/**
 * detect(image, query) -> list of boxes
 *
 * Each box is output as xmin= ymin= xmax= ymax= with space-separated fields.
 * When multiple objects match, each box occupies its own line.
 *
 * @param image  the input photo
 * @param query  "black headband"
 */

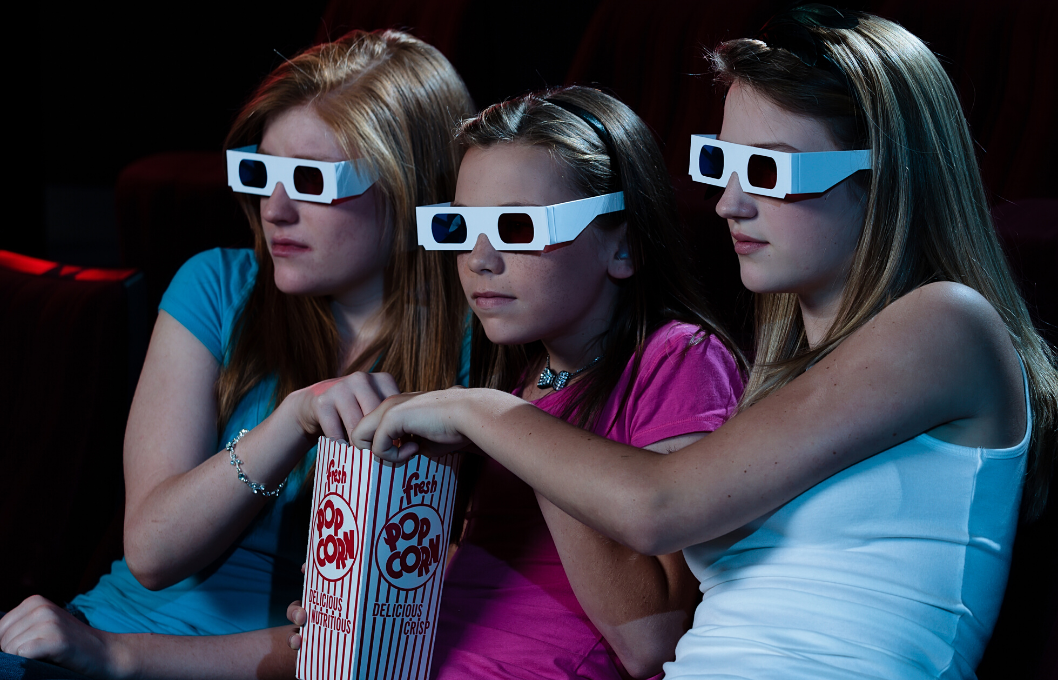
xmin=544 ymin=97 xmax=621 ymax=183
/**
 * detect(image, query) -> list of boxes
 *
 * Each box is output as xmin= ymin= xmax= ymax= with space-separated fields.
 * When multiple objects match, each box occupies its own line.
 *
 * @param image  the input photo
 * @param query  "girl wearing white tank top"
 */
xmin=352 ymin=7 xmax=1058 ymax=679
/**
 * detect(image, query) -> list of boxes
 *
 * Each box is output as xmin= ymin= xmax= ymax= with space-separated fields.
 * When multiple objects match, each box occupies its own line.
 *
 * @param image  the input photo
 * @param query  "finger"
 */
xmin=0 ymin=595 xmax=50 ymax=647
xmin=0 ymin=609 xmax=14 ymax=641
xmin=314 ymin=396 xmax=348 ymax=443
xmin=396 ymin=440 xmax=421 ymax=461
xmin=7 ymin=631 xmax=65 ymax=661
xmin=2 ymin=616 xmax=66 ymax=660
xmin=286 ymin=601 xmax=307 ymax=626
xmin=288 ymin=631 xmax=303 ymax=650
xmin=371 ymin=373 xmax=401 ymax=400
xmin=344 ymin=372 xmax=384 ymax=420
xmin=335 ymin=391 xmax=372 ymax=444
xmin=301 ymin=562 xmax=307 ymax=574
xmin=371 ymin=420 xmax=411 ymax=462
xmin=351 ymin=400 xmax=388 ymax=451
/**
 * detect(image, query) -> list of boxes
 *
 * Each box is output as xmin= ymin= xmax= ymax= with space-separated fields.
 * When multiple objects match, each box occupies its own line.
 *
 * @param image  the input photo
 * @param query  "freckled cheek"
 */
xmin=506 ymin=259 xmax=567 ymax=310
xmin=546 ymin=262 xmax=599 ymax=310
xmin=456 ymin=254 xmax=477 ymax=279
xmin=331 ymin=215 xmax=390 ymax=255
xmin=456 ymin=260 xmax=476 ymax=300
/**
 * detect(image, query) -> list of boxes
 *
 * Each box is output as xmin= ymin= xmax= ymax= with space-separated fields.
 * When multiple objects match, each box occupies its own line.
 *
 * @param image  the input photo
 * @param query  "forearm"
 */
xmin=455 ymin=390 xmax=670 ymax=552
xmin=124 ymin=399 xmax=315 ymax=589
xmin=536 ymin=495 xmax=696 ymax=678
xmin=110 ymin=626 xmax=298 ymax=680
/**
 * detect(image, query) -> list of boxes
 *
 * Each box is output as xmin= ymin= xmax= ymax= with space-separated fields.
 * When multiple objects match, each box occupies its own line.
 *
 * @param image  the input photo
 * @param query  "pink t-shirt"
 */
xmin=431 ymin=321 xmax=744 ymax=680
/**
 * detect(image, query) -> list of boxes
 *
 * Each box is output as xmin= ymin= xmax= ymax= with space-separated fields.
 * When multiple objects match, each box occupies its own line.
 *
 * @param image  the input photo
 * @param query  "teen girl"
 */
xmin=0 ymin=30 xmax=472 ymax=680
xmin=419 ymin=85 xmax=745 ymax=679
xmin=353 ymin=8 xmax=1058 ymax=679
xmin=407 ymin=85 xmax=747 ymax=678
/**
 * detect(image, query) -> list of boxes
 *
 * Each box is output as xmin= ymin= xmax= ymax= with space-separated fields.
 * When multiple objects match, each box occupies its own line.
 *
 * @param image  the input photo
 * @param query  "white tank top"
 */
xmin=666 ymin=366 xmax=1030 ymax=680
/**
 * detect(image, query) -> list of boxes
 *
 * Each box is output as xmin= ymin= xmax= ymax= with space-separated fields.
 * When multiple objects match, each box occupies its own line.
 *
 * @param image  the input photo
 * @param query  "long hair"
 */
xmin=459 ymin=86 xmax=746 ymax=431
xmin=218 ymin=30 xmax=473 ymax=431
xmin=712 ymin=10 xmax=1058 ymax=520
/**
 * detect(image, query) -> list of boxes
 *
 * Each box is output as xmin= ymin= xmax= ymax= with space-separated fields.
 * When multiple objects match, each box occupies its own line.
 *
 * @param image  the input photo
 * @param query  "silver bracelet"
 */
xmin=226 ymin=428 xmax=287 ymax=498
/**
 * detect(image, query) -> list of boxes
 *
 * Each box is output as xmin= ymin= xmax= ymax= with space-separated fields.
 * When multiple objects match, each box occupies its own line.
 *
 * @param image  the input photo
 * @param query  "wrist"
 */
xmin=277 ymin=390 xmax=322 ymax=445
xmin=102 ymin=630 xmax=136 ymax=680
xmin=462 ymin=388 xmax=512 ymax=439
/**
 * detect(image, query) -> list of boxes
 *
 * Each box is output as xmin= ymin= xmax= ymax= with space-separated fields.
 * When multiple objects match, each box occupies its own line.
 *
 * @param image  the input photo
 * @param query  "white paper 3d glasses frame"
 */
xmin=226 ymin=146 xmax=376 ymax=203
xmin=416 ymin=192 xmax=625 ymax=251
xmin=688 ymin=135 xmax=871 ymax=198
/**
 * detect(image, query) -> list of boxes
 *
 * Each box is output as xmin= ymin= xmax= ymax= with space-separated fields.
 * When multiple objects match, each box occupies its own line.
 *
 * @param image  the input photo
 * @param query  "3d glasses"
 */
xmin=226 ymin=145 xmax=377 ymax=204
xmin=688 ymin=135 xmax=871 ymax=199
xmin=416 ymin=192 xmax=625 ymax=251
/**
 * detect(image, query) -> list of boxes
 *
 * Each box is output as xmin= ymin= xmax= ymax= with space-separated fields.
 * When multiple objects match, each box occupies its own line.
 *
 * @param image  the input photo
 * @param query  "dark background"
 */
xmin=9 ymin=0 xmax=603 ymax=266
xmin=13 ymin=1 xmax=327 ymax=263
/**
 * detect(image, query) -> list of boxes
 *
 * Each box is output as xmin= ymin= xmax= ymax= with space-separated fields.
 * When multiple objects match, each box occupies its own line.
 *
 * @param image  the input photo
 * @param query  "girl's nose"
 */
xmin=261 ymin=182 xmax=298 ymax=226
xmin=462 ymin=233 xmax=505 ymax=275
xmin=715 ymin=173 xmax=757 ymax=221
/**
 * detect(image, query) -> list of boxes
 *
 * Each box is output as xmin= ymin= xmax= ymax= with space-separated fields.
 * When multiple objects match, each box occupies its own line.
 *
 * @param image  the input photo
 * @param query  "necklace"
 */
xmin=537 ymin=354 xmax=602 ymax=391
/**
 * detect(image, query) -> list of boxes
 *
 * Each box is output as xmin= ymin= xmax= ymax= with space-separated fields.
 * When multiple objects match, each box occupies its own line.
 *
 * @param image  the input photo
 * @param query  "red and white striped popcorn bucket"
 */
xmin=297 ymin=437 xmax=461 ymax=680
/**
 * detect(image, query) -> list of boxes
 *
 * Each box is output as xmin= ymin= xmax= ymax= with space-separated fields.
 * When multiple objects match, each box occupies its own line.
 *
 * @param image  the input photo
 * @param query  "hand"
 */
xmin=286 ymin=599 xmax=308 ymax=650
xmin=288 ymin=372 xmax=400 ymax=444
xmin=0 ymin=596 xmax=125 ymax=679
xmin=286 ymin=562 xmax=308 ymax=650
xmin=352 ymin=389 xmax=475 ymax=463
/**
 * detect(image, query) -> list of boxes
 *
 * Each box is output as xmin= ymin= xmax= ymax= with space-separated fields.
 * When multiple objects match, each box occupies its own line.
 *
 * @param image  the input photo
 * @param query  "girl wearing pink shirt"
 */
xmin=419 ymin=86 xmax=745 ymax=679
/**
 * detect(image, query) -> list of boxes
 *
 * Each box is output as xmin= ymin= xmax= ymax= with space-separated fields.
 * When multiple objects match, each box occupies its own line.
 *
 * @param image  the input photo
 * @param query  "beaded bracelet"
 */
xmin=226 ymin=428 xmax=287 ymax=498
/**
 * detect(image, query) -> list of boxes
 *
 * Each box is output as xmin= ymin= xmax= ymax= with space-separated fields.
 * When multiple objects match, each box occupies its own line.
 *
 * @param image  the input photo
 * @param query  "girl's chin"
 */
xmin=737 ymin=267 xmax=789 ymax=296
xmin=273 ymin=273 xmax=330 ymax=297
xmin=478 ymin=322 xmax=538 ymax=348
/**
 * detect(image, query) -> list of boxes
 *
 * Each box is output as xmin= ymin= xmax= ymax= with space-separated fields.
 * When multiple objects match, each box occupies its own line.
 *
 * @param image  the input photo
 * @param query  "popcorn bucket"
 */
xmin=296 ymin=437 xmax=461 ymax=680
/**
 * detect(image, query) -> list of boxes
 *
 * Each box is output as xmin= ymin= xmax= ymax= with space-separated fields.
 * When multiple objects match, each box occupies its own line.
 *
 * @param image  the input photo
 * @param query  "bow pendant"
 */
xmin=537 ymin=366 xmax=573 ymax=391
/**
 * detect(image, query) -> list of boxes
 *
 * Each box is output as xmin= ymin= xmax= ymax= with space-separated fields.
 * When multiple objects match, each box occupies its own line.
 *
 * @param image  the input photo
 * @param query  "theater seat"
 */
xmin=115 ymin=152 xmax=252 ymax=315
xmin=0 ymin=252 xmax=149 ymax=610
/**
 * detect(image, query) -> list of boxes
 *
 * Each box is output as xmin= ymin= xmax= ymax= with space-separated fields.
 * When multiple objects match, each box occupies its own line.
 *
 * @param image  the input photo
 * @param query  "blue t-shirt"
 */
xmin=72 ymin=248 xmax=469 ymax=635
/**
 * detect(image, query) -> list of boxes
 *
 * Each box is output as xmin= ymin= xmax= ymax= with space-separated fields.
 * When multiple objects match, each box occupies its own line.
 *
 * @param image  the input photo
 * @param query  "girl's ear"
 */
xmin=607 ymin=223 xmax=635 ymax=280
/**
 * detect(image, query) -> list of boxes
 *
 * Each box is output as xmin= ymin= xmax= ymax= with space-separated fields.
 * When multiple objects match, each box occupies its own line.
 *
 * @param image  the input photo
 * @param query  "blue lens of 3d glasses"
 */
xmin=432 ymin=214 xmax=468 ymax=244
xmin=239 ymin=160 xmax=268 ymax=189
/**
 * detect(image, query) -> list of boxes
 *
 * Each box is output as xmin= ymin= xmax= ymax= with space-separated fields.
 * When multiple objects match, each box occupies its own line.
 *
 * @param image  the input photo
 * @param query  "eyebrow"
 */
xmin=749 ymin=141 xmax=803 ymax=153
xmin=715 ymin=137 xmax=804 ymax=153
xmin=255 ymin=145 xmax=345 ymax=163
xmin=449 ymin=201 xmax=540 ymax=208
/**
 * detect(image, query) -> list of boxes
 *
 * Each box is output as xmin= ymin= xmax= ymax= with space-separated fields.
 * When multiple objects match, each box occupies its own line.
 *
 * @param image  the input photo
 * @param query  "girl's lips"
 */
xmin=472 ymin=292 xmax=516 ymax=310
xmin=271 ymin=239 xmax=310 ymax=257
xmin=731 ymin=233 xmax=768 ymax=255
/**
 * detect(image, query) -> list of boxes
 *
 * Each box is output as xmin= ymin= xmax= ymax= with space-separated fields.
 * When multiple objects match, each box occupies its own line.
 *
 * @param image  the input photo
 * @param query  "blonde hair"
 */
xmin=713 ymin=12 xmax=1058 ymax=520
xmin=218 ymin=30 xmax=473 ymax=429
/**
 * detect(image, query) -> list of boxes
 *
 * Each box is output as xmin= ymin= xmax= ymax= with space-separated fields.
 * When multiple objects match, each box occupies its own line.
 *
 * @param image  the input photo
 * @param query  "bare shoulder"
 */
xmin=843 ymin=281 xmax=1024 ymax=447
xmin=850 ymin=282 xmax=1013 ymax=365
xmin=874 ymin=281 xmax=1005 ymax=336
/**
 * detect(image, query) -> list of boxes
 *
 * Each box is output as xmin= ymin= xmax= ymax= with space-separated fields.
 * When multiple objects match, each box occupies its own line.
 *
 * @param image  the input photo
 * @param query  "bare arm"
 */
xmin=124 ymin=312 xmax=397 ymax=590
xmin=355 ymin=283 xmax=1026 ymax=556
xmin=537 ymin=432 xmax=703 ymax=678
xmin=112 ymin=627 xmax=298 ymax=680
xmin=0 ymin=596 xmax=298 ymax=680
